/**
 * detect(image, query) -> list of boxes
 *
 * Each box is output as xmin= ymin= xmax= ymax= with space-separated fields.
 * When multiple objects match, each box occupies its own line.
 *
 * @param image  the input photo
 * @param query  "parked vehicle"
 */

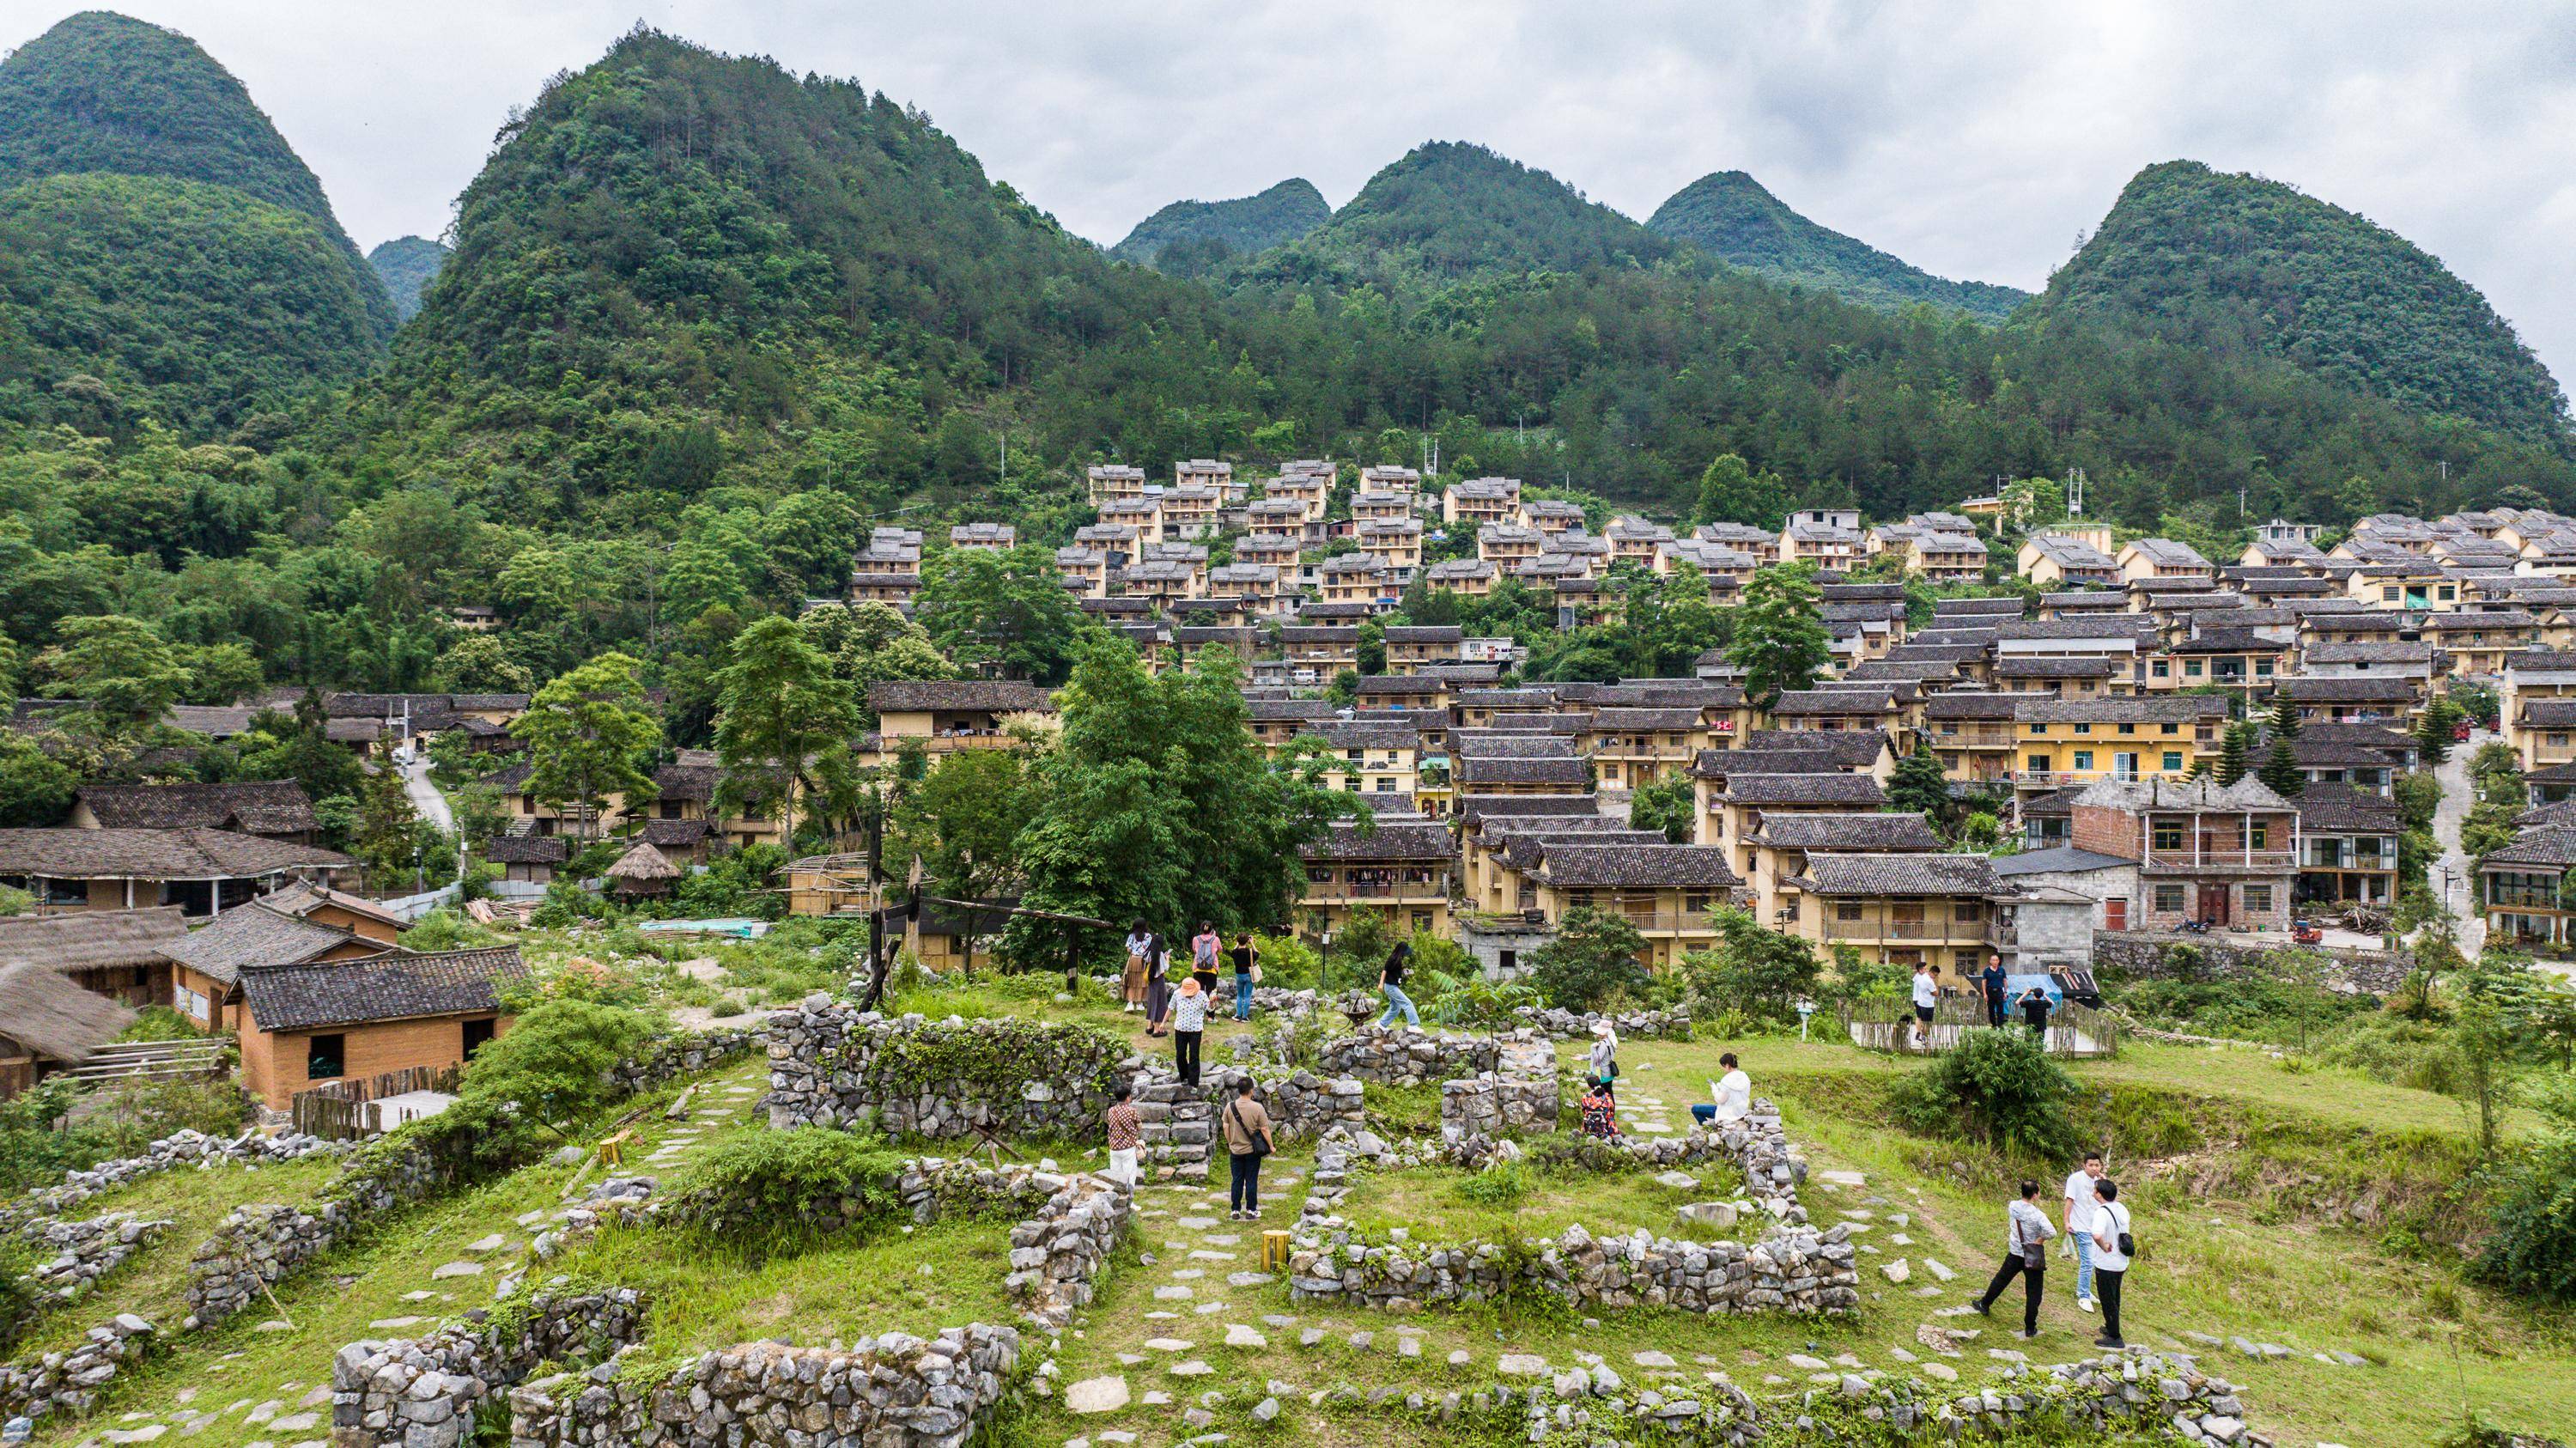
xmin=2292 ymin=920 xmax=2324 ymax=946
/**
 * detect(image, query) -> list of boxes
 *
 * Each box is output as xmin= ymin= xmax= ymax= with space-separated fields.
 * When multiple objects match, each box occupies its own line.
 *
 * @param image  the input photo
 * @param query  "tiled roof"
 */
xmin=1537 ymin=843 xmax=1739 ymax=888
xmin=239 ymin=947 xmax=526 ymax=1032
xmin=2293 ymin=783 xmax=2402 ymax=834
xmin=1929 ymin=598 xmax=2024 ymax=617
xmin=1455 ymin=794 xmax=1602 ymax=824
xmin=75 ymin=782 xmax=317 ymax=835
xmin=2279 ymin=677 xmax=2418 ymax=701
xmin=2482 ymin=825 xmax=2576 ymax=869
xmin=1455 ymin=756 xmax=1591 ymax=787
xmin=2517 ymin=699 xmax=2576 ymax=727
xmin=0 ymin=906 xmax=188 ymax=974
xmin=483 ymin=835 xmax=569 ymax=865
xmin=867 ymin=681 xmax=1054 ymax=714
xmin=1734 ymin=731 xmax=1891 ymax=766
xmin=1990 ymin=657 xmax=2117 ymax=678
xmin=1722 ymin=774 xmax=1888 ymax=806
xmin=2014 ymin=697 xmax=2221 ymax=723
xmin=2304 ymin=642 xmax=2433 ymax=664
xmin=1747 ymin=812 xmax=1940 ymax=850
xmin=159 ymin=901 xmax=385 ymax=986
xmin=1299 ymin=723 xmax=1420 ymax=750
xmin=0 ymin=828 xmax=351 ymax=879
xmin=1299 ymin=822 xmax=1456 ymax=861
xmin=1453 ymin=733 xmax=1586 ymax=758
xmin=1990 ymin=845 xmax=2132 ymax=876
xmin=1795 ymin=851 xmax=2002 ymax=896
xmin=1771 ymin=688 xmax=1899 ymax=715
xmin=1923 ymin=693 xmax=2020 ymax=720
xmin=2070 ymin=777 xmax=2295 ymax=812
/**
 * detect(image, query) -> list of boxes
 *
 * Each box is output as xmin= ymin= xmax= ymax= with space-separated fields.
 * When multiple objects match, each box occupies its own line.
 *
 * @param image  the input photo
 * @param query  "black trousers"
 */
xmin=1985 ymin=995 xmax=2007 ymax=1028
xmin=2096 ymin=1267 xmax=2126 ymax=1341
xmin=1174 ymin=1030 xmax=1201 ymax=1085
xmin=1977 ymin=1253 xmax=2044 ymax=1334
xmin=1230 ymin=1151 xmax=1261 ymax=1212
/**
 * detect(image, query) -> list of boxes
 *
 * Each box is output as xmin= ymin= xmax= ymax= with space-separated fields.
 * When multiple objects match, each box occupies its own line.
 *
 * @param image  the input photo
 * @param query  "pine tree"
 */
xmin=2217 ymin=722 xmax=2255 ymax=785
xmin=2416 ymin=698 xmax=2464 ymax=768
xmin=2269 ymin=693 xmax=2299 ymax=739
xmin=2257 ymin=735 xmax=2306 ymax=796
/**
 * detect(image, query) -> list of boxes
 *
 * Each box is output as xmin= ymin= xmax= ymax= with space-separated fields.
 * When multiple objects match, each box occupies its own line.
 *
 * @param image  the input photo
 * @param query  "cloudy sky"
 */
xmin=12 ymin=0 xmax=2576 ymax=380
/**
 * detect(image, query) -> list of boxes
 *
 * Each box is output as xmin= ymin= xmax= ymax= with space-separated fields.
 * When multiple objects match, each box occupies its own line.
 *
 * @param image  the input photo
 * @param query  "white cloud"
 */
xmin=12 ymin=0 xmax=2573 ymax=382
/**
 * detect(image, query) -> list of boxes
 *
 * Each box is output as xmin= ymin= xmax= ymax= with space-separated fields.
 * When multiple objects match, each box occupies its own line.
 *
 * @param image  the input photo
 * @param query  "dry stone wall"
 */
xmin=184 ymin=1142 xmax=445 ymax=1330
xmin=1315 ymin=1027 xmax=1499 ymax=1084
xmin=328 ymin=1287 xmax=646 ymax=1448
xmin=1511 ymin=1004 xmax=1694 ymax=1040
xmin=0 ymin=1313 xmax=155 ymax=1427
xmin=504 ymin=1326 xmax=1020 ymax=1448
xmin=2093 ymin=932 xmax=2408 ymax=996
xmin=1437 ymin=1035 xmax=1560 ymax=1142
xmin=762 ymin=1003 xmax=1127 ymax=1137
xmin=17 ymin=1129 xmax=342 ymax=1218
xmin=17 ymin=1214 xmax=170 ymax=1305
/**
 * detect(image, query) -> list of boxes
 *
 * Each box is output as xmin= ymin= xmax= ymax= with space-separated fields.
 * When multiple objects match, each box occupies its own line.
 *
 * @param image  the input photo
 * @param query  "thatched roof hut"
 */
xmin=0 ymin=961 xmax=134 ymax=1064
xmin=0 ymin=906 xmax=188 ymax=974
xmin=605 ymin=841 xmax=679 ymax=897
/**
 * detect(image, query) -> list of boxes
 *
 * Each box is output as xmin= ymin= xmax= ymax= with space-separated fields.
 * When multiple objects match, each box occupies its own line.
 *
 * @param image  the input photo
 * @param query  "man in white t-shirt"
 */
xmin=2063 ymin=1152 xmax=2105 ymax=1311
xmin=1910 ymin=963 xmax=1939 ymax=1050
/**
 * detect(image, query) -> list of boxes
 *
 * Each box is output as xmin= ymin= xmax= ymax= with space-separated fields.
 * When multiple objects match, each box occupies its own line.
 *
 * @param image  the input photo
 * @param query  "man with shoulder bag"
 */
xmin=1971 ymin=1179 xmax=2057 ymax=1339
xmin=1221 ymin=1077 xmax=1273 ymax=1221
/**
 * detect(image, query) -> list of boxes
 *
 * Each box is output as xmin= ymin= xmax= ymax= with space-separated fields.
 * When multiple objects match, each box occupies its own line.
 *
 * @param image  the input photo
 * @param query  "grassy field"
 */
xmin=15 ymin=979 xmax=2573 ymax=1448
xmin=1330 ymin=1156 xmax=1754 ymax=1244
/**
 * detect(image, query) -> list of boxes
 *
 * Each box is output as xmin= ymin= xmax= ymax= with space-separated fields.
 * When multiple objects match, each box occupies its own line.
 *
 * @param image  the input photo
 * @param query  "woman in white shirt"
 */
xmin=1695 ymin=1052 xmax=1752 ymax=1128
xmin=2088 ymin=1177 xmax=2132 ymax=1350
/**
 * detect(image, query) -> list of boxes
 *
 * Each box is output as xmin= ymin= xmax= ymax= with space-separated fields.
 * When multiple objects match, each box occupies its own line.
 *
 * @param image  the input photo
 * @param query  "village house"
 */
xmin=483 ymin=834 xmax=569 ymax=885
xmin=1905 ymin=532 xmax=1990 ymax=581
xmin=0 ymin=906 xmax=188 ymax=1014
xmin=1524 ymin=499 xmax=1585 ymax=535
xmin=1382 ymin=624 xmax=1465 ymax=674
xmin=2293 ymin=783 xmax=2403 ymax=910
xmin=2011 ymin=696 xmax=2221 ymax=790
xmin=1279 ymin=625 xmax=1363 ymax=680
xmin=1522 ymin=843 xmax=1741 ymax=968
xmin=160 ymin=885 xmax=404 ymax=1032
xmin=1265 ymin=469 xmax=1332 ymax=522
xmin=1159 ymin=484 xmax=1223 ymax=540
xmin=1736 ymin=812 xmax=1941 ymax=934
xmin=1692 ymin=759 xmax=1892 ymax=873
xmin=2116 ymin=538 xmax=2216 ymax=587
xmin=1461 ymin=815 xmax=1651 ymax=916
xmin=1055 ymin=546 xmax=1109 ymax=599
xmin=1357 ymin=517 xmax=1425 ymax=578
xmin=2277 ymin=676 xmax=2420 ymax=726
xmin=2018 ymin=530 xmax=2123 ymax=589
xmin=1297 ymin=722 xmax=1421 ymax=805
xmin=1085 ymin=464 xmax=1148 ymax=505
xmin=1442 ymin=477 xmax=1524 ymax=527
xmin=1478 ymin=524 xmax=1546 ymax=564
xmin=949 ymin=523 xmax=1016 ymax=551
xmin=871 ymin=680 xmax=1055 ymax=756
xmin=1922 ymin=692 xmax=2019 ymax=783
xmin=0 ymin=829 xmax=354 ymax=916
xmin=1789 ymin=852 xmax=2004 ymax=977
xmin=235 ymin=946 xmax=526 ymax=1108
xmin=2482 ymin=825 xmax=2576 ymax=951
xmin=1352 ymin=490 xmax=1412 ymax=522
xmin=2069 ymin=777 xmax=2299 ymax=932
xmin=1316 ymin=552 xmax=1397 ymax=607
xmin=1358 ymin=465 xmax=1421 ymax=496
xmin=1778 ymin=521 xmax=1862 ymax=570
xmin=1298 ymin=819 xmax=1455 ymax=940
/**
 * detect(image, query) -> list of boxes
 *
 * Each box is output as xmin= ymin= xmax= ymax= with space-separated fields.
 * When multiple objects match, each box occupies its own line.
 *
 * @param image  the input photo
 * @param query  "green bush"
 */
xmin=675 ymin=1127 xmax=906 ymax=1226
xmin=1527 ymin=909 xmax=1652 ymax=1011
xmin=2477 ymin=1132 xmax=2576 ymax=1304
xmin=114 ymin=1005 xmax=206 ymax=1042
xmin=1453 ymin=1162 xmax=1533 ymax=1209
xmin=1889 ymin=1027 xmax=2086 ymax=1159
xmin=459 ymin=999 xmax=661 ymax=1122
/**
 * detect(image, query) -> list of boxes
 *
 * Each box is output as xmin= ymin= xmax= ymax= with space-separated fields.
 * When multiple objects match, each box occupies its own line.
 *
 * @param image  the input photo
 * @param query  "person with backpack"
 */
xmin=1971 ymin=1179 xmax=2057 ymax=1339
xmin=1220 ymin=1077 xmax=1273 ymax=1220
xmin=1170 ymin=975 xmax=1207 ymax=1086
xmin=1377 ymin=941 xmax=1419 ymax=1029
xmin=1121 ymin=920 xmax=1153 ymax=1013
xmin=1230 ymin=932 xmax=1260 ymax=1021
xmin=1577 ymin=1079 xmax=1620 ymax=1139
xmin=1587 ymin=1021 xmax=1620 ymax=1098
xmin=2089 ymin=1177 xmax=2134 ymax=1350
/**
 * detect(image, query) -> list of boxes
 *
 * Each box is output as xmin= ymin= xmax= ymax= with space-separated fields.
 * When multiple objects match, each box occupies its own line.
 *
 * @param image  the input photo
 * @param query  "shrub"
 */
xmin=2477 ymin=1132 xmax=2576 ymax=1304
xmin=1453 ymin=1161 xmax=1533 ymax=1209
xmin=459 ymin=999 xmax=660 ymax=1122
xmin=401 ymin=906 xmax=501 ymax=953
xmin=1889 ymin=1027 xmax=2085 ymax=1159
xmin=1678 ymin=910 xmax=1821 ymax=1025
xmin=115 ymin=1005 xmax=206 ymax=1042
xmin=675 ymin=1127 xmax=906 ymax=1228
xmin=1527 ymin=909 xmax=1652 ymax=1011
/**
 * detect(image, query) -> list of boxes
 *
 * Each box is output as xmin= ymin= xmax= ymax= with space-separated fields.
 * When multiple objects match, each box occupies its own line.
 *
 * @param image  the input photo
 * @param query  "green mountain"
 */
xmin=0 ymin=172 xmax=391 ymax=430
xmin=1110 ymin=178 xmax=1328 ymax=271
xmin=2034 ymin=160 xmax=2566 ymax=441
xmin=368 ymin=235 xmax=450 ymax=321
xmin=1648 ymin=171 xmax=2026 ymax=321
xmin=1253 ymin=141 xmax=1680 ymax=293
xmin=0 ymin=10 xmax=395 ymax=424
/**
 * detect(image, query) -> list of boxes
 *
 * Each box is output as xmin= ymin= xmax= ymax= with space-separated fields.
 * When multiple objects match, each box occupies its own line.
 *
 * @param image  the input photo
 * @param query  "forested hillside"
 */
xmin=0 ymin=173 xmax=397 ymax=429
xmin=0 ymin=9 xmax=395 ymax=426
xmin=2034 ymin=160 xmax=2567 ymax=443
xmin=1649 ymin=170 xmax=2026 ymax=321
xmin=1109 ymin=178 xmax=1328 ymax=272
xmin=367 ymin=235 xmax=449 ymax=322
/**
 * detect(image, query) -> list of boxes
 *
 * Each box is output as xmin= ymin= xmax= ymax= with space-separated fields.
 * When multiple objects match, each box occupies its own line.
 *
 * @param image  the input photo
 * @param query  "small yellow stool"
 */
xmin=1260 ymin=1230 xmax=1292 ymax=1272
xmin=598 ymin=1129 xmax=635 ymax=1167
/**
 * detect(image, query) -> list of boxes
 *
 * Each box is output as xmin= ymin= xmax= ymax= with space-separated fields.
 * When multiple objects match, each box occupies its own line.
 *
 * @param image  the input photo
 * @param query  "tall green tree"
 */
xmin=430 ymin=636 xmax=536 ymax=694
xmin=511 ymin=652 xmax=661 ymax=843
xmin=1001 ymin=641 xmax=1354 ymax=961
xmin=233 ymin=691 xmax=364 ymax=803
xmin=1692 ymin=453 xmax=1790 ymax=531
xmin=2216 ymin=721 xmax=2255 ymax=785
xmin=34 ymin=614 xmax=191 ymax=736
xmin=2417 ymin=697 xmax=2465 ymax=767
xmin=2268 ymin=692 xmax=2299 ymax=739
xmin=711 ymin=616 xmax=865 ymax=847
xmin=1528 ymin=908 xmax=1654 ymax=1012
xmin=1888 ymin=745 xmax=1953 ymax=823
xmin=914 ymin=544 xmax=1089 ymax=685
xmin=892 ymin=747 xmax=1038 ymax=973
xmin=2257 ymin=735 xmax=2306 ymax=797
xmin=0 ymin=734 xmax=78 ymax=827
xmin=1724 ymin=560 xmax=1830 ymax=708
xmin=352 ymin=758 xmax=424 ymax=885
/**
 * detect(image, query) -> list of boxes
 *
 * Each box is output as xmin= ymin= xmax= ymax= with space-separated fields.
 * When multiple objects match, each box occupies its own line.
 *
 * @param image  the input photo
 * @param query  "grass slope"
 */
xmin=1649 ymin=170 xmax=2028 ymax=321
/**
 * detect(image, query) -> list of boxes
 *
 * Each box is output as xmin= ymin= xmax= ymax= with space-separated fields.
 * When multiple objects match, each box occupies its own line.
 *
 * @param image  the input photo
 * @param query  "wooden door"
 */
xmin=2196 ymin=884 xmax=2229 ymax=925
xmin=2102 ymin=898 xmax=2127 ymax=932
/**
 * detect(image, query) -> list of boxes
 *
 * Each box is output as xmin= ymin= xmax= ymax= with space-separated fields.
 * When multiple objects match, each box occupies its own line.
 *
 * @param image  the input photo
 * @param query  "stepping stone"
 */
xmin=430 ymin=1261 xmax=483 ymax=1279
xmin=1399 ymin=1338 xmax=1420 ymax=1359
xmin=1172 ymin=1269 xmax=1206 ymax=1281
xmin=1143 ymin=1339 xmax=1194 ymax=1352
xmin=270 ymin=1415 xmax=318 ymax=1433
xmin=1066 ymin=1377 xmax=1131 ymax=1415
xmin=1346 ymin=1332 xmax=1373 ymax=1349
xmin=1654 ymin=1171 xmax=1699 ymax=1190
xmin=1921 ymin=1258 xmax=1956 ymax=1282
xmin=465 ymin=1235 xmax=507 ymax=1253
xmin=1178 ymin=1217 xmax=1219 ymax=1229
xmin=367 ymin=1317 xmax=425 ymax=1330
xmin=1188 ymin=1250 xmax=1236 ymax=1261
xmin=1298 ymin=1329 xmax=1325 ymax=1347
xmin=1449 ymin=1350 xmax=1471 ymax=1366
xmin=1922 ymin=1362 xmax=1959 ymax=1383
xmin=246 ymin=1402 xmax=281 ymax=1423
xmin=515 ymin=1211 xmax=547 ymax=1227
xmin=1169 ymin=1361 xmax=1213 ymax=1378
xmin=1204 ymin=1234 xmax=1242 ymax=1245
xmin=1819 ymin=1171 xmax=1866 ymax=1187
xmin=1116 ymin=1354 xmax=1144 ymax=1366
xmin=1784 ymin=1355 xmax=1828 ymax=1371
xmin=1881 ymin=1259 xmax=1911 ymax=1283
xmin=1141 ymin=1391 xmax=1171 ymax=1406
xmin=1498 ymin=1354 xmax=1546 ymax=1376
xmin=1261 ymin=1315 xmax=1297 ymax=1329
xmin=1889 ymin=1233 xmax=1913 ymax=1246
xmin=1193 ymin=1302 xmax=1227 ymax=1315
xmin=1224 ymin=1325 xmax=1267 ymax=1348
xmin=1226 ymin=1272 xmax=1273 ymax=1288
xmin=1631 ymin=1352 xmax=1675 ymax=1369
xmin=1154 ymin=1286 xmax=1195 ymax=1300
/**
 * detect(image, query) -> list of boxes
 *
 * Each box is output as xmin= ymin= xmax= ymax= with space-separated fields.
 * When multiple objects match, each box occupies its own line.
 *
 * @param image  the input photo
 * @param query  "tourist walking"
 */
xmin=1980 ymin=954 xmax=2009 ymax=1030
xmin=2088 ymin=1178 xmax=2133 ymax=1349
xmin=1170 ymin=975 xmax=1207 ymax=1086
xmin=1910 ymin=962 xmax=1939 ymax=1049
xmin=1588 ymin=1021 xmax=1620 ymax=1096
xmin=1122 ymin=920 xmax=1153 ymax=1013
xmin=1103 ymin=1081 xmax=1141 ymax=1188
xmin=1695 ymin=1052 xmax=1751 ymax=1128
xmin=1142 ymin=933 xmax=1174 ymax=1037
xmin=1230 ymin=932 xmax=1260 ymax=1021
xmin=1377 ymin=941 xmax=1419 ymax=1029
xmin=2063 ymin=1151 xmax=2105 ymax=1311
xmin=1190 ymin=921 xmax=1223 ymax=996
xmin=1220 ymin=1077 xmax=1273 ymax=1220
xmin=1972 ymin=1179 xmax=2057 ymax=1338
